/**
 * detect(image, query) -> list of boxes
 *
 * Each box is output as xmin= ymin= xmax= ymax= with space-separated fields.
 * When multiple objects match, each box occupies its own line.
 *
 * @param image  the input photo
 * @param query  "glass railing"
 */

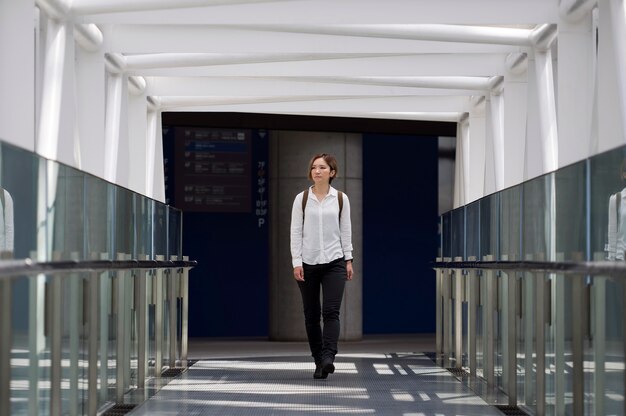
xmin=0 ymin=141 xmax=195 ymax=415
xmin=436 ymin=144 xmax=626 ymax=415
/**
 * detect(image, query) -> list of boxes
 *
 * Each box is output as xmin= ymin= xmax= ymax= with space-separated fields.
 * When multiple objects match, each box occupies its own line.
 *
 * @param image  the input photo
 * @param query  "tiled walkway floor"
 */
xmin=129 ymin=335 xmax=504 ymax=416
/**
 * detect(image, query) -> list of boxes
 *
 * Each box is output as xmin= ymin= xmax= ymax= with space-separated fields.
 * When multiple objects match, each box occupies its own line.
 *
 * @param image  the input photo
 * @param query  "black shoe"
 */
xmin=314 ymin=364 xmax=327 ymax=379
xmin=321 ymin=358 xmax=335 ymax=376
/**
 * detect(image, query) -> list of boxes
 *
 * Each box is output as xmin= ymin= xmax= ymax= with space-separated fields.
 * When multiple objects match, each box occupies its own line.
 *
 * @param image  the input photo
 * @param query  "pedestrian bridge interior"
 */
xmin=2 ymin=0 xmax=626 ymax=415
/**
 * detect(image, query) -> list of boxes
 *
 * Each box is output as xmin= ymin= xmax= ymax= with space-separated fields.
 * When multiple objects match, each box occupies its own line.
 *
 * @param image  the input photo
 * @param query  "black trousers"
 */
xmin=297 ymin=258 xmax=347 ymax=364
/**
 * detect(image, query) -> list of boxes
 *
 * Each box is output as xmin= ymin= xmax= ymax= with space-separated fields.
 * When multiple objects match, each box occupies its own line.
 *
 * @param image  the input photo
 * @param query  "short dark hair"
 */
xmin=308 ymin=153 xmax=338 ymax=184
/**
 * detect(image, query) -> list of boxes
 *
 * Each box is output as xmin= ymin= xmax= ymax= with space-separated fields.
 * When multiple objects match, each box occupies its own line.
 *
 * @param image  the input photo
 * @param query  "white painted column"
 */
xmin=468 ymin=99 xmax=487 ymax=202
xmin=503 ymin=53 xmax=529 ymax=188
xmin=453 ymin=117 xmax=470 ymax=207
xmin=37 ymin=18 xmax=68 ymax=161
xmin=558 ymin=12 xmax=595 ymax=167
xmin=483 ymin=96 xmax=496 ymax=196
xmin=75 ymin=41 xmax=106 ymax=177
xmin=104 ymin=72 xmax=124 ymax=183
xmin=0 ymin=0 xmax=35 ymax=150
xmin=597 ymin=1 xmax=625 ymax=152
xmin=533 ymin=47 xmax=559 ymax=173
xmin=489 ymin=88 xmax=505 ymax=191
xmin=146 ymin=109 xmax=158 ymax=200
xmin=609 ymin=0 xmax=626 ymax=146
xmin=128 ymin=78 xmax=149 ymax=195
xmin=152 ymin=111 xmax=166 ymax=202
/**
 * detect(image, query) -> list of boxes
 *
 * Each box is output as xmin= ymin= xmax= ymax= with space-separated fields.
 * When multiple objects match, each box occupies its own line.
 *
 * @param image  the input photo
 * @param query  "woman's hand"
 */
xmin=293 ymin=266 xmax=305 ymax=281
xmin=346 ymin=261 xmax=353 ymax=280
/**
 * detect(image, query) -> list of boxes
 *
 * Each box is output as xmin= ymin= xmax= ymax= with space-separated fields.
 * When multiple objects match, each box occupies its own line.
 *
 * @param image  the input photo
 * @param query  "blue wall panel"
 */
xmin=362 ymin=134 xmax=438 ymax=333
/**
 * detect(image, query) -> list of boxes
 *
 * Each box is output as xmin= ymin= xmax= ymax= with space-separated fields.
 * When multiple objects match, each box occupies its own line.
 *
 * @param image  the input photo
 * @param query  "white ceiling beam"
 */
xmin=102 ymin=25 xmax=532 ymax=54
xmin=146 ymin=76 xmax=487 ymax=97
xmin=153 ymin=95 xmax=470 ymax=113
xmin=128 ymin=54 xmax=509 ymax=77
xmin=73 ymin=0 xmax=558 ymax=24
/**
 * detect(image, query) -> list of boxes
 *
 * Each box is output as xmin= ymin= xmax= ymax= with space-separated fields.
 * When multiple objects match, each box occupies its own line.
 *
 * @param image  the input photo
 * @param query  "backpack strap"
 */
xmin=302 ymin=189 xmax=309 ymax=224
xmin=337 ymin=191 xmax=343 ymax=219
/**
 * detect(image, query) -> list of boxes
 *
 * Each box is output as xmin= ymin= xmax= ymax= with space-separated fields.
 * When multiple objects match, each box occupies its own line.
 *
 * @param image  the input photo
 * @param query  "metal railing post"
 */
xmin=136 ymin=255 xmax=148 ymax=387
xmin=507 ymin=271 xmax=517 ymax=405
xmin=435 ymin=258 xmax=442 ymax=358
xmin=87 ymin=271 xmax=99 ymax=416
xmin=0 ymin=279 xmax=11 ymax=416
xmin=50 ymin=275 xmax=62 ymax=416
xmin=169 ymin=255 xmax=178 ymax=368
xmin=454 ymin=256 xmax=464 ymax=368
xmin=442 ymin=257 xmax=452 ymax=364
xmin=484 ymin=254 xmax=495 ymax=388
xmin=467 ymin=256 xmax=478 ymax=377
xmin=154 ymin=255 xmax=164 ymax=377
xmin=181 ymin=256 xmax=189 ymax=367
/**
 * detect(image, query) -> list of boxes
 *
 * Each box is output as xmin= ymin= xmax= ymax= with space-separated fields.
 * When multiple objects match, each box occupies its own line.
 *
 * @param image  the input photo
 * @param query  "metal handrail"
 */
xmin=0 ymin=258 xmax=197 ymax=279
xmin=433 ymin=259 xmax=626 ymax=276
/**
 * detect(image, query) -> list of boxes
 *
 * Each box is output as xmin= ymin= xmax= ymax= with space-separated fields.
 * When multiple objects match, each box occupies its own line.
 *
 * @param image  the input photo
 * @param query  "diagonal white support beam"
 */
xmin=560 ymin=0 xmax=597 ymax=22
xmin=74 ymin=24 xmax=103 ymax=52
xmin=270 ymin=111 xmax=466 ymax=122
xmin=123 ymin=52 xmax=418 ymax=69
xmin=70 ymin=0 xmax=280 ymax=15
xmin=212 ymin=23 xmax=536 ymax=46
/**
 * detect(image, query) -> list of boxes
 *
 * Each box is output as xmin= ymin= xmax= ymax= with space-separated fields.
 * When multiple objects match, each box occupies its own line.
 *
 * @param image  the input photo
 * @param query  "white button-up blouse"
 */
xmin=290 ymin=186 xmax=353 ymax=268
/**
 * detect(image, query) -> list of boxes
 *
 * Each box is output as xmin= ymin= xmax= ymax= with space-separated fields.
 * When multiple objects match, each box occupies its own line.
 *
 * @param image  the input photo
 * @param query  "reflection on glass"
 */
xmin=438 ymin=145 xmax=626 ymax=414
xmin=0 ymin=187 xmax=14 ymax=259
xmin=0 ymin=138 xmax=187 ymax=415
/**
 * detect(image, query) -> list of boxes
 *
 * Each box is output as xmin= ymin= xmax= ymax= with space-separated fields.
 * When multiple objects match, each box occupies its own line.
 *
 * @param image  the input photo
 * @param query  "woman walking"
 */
xmin=290 ymin=153 xmax=354 ymax=379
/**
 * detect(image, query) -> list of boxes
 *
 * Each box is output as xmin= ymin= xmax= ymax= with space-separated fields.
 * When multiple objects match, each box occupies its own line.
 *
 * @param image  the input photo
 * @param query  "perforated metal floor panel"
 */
xmin=129 ymin=353 xmax=503 ymax=415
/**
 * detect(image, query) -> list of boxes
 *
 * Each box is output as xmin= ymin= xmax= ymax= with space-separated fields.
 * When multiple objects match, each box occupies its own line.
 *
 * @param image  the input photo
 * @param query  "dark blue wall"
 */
xmin=362 ymin=134 xmax=438 ymax=333
xmin=164 ymin=128 xmax=269 ymax=337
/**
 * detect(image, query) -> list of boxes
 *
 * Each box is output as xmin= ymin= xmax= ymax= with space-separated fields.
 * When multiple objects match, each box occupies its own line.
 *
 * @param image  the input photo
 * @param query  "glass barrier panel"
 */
xmin=51 ymin=163 xmax=86 ymax=260
xmin=497 ymin=186 xmax=521 ymax=397
xmin=168 ymin=207 xmax=182 ymax=259
xmin=0 ymin=143 xmax=39 ymax=260
xmin=451 ymin=207 xmax=464 ymax=260
xmin=588 ymin=144 xmax=626 ymax=416
xmin=115 ymin=187 xmax=134 ymax=258
xmin=153 ymin=203 xmax=167 ymax=260
xmin=135 ymin=194 xmax=153 ymax=259
xmin=480 ymin=193 xmax=498 ymax=261
xmin=589 ymin=146 xmax=626 ymax=261
xmin=441 ymin=211 xmax=451 ymax=259
xmin=84 ymin=175 xmax=111 ymax=261
xmin=500 ymin=186 xmax=521 ymax=261
xmin=465 ymin=201 xmax=480 ymax=261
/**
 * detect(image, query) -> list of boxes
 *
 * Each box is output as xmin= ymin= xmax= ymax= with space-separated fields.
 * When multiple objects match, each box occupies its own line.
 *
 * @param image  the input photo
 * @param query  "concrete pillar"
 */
xmin=269 ymin=131 xmax=362 ymax=341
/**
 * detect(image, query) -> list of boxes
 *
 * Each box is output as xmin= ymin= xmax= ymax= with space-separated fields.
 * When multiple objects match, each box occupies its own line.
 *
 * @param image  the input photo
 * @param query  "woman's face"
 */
xmin=311 ymin=157 xmax=335 ymax=185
